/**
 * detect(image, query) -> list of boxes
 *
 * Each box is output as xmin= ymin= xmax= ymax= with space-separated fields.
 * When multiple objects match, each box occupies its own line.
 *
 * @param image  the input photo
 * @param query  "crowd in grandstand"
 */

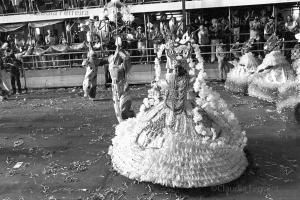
xmin=0 ymin=7 xmax=300 ymax=65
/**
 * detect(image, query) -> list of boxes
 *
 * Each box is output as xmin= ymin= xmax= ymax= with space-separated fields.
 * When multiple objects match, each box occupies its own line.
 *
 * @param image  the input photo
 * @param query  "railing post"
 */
xmin=182 ymin=0 xmax=186 ymax=32
xmin=144 ymin=13 xmax=149 ymax=64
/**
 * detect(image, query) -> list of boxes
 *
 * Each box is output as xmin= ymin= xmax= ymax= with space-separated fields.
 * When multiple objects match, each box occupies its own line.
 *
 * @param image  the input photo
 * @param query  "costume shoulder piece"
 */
xmin=241 ymin=37 xmax=255 ymax=54
xmin=291 ymin=44 xmax=300 ymax=60
xmin=264 ymin=34 xmax=283 ymax=54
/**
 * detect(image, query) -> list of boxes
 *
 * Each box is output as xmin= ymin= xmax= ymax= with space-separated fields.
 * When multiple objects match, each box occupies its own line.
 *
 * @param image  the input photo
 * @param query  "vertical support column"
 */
xmin=228 ymin=7 xmax=232 ymax=60
xmin=273 ymin=4 xmax=277 ymax=33
xmin=182 ymin=0 xmax=186 ymax=33
xmin=144 ymin=13 xmax=149 ymax=63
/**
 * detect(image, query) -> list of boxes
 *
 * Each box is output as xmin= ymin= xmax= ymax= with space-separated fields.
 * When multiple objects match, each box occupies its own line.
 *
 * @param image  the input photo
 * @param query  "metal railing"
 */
xmin=18 ymin=39 xmax=298 ymax=70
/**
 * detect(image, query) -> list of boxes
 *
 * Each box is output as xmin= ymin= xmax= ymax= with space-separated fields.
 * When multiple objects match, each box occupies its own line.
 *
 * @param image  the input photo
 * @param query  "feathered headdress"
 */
xmin=165 ymin=40 xmax=192 ymax=70
xmin=264 ymin=34 xmax=283 ymax=53
xmin=230 ymin=42 xmax=243 ymax=58
xmin=241 ymin=37 xmax=255 ymax=54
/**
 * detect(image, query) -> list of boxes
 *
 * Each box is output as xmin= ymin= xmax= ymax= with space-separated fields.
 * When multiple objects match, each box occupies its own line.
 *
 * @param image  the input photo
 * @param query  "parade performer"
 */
xmin=0 ymin=57 xmax=9 ymax=101
xmin=248 ymin=35 xmax=296 ymax=102
xmin=3 ymin=49 xmax=22 ymax=95
xmin=109 ymin=39 xmax=248 ymax=188
xmin=109 ymin=36 xmax=135 ymax=122
xmin=225 ymin=38 xmax=260 ymax=94
xmin=277 ymin=44 xmax=300 ymax=122
xmin=82 ymin=49 xmax=107 ymax=100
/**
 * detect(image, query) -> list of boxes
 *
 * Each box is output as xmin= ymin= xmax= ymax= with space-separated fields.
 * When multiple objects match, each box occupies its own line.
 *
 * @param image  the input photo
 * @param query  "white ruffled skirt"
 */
xmin=225 ymin=53 xmax=259 ymax=94
xmin=109 ymin=101 xmax=248 ymax=188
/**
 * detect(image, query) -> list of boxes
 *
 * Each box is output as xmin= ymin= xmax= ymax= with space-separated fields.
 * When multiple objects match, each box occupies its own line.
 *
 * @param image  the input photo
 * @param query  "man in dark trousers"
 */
xmin=4 ymin=49 xmax=22 ymax=95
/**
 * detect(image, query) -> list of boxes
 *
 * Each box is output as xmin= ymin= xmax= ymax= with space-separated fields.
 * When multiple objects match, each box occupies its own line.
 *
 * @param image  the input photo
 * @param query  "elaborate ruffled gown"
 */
xmin=248 ymin=51 xmax=296 ymax=102
xmin=225 ymin=52 xmax=260 ymax=94
xmin=0 ymin=69 xmax=9 ymax=100
xmin=109 ymin=68 xmax=248 ymax=188
xmin=277 ymin=56 xmax=300 ymax=111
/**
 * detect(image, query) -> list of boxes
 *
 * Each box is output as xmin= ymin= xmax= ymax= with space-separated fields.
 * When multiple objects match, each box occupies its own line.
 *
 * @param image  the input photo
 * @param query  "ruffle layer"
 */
xmin=225 ymin=53 xmax=259 ymax=94
xmin=277 ymin=96 xmax=300 ymax=112
xmin=109 ymin=115 xmax=248 ymax=188
xmin=249 ymin=51 xmax=295 ymax=102
xmin=248 ymin=79 xmax=279 ymax=102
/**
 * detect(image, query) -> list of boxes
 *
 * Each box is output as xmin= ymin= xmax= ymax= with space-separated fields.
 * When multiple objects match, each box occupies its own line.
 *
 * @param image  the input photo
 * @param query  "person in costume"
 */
xmin=3 ymin=49 xmax=22 ymax=95
xmin=225 ymin=38 xmax=260 ymax=94
xmin=0 ymin=56 xmax=10 ymax=101
xmin=277 ymin=44 xmax=300 ymax=121
xmin=108 ymin=36 xmax=135 ymax=122
xmin=109 ymin=39 xmax=248 ymax=188
xmin=82 ymin=49 xmax=107 ymax=100
xmin=248 ymin=35 xmax=296 ymax=102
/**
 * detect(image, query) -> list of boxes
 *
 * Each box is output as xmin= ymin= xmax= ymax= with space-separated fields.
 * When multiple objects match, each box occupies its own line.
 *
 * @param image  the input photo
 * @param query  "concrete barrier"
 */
xmin=2 ymin=63 xmax=219 ymax=89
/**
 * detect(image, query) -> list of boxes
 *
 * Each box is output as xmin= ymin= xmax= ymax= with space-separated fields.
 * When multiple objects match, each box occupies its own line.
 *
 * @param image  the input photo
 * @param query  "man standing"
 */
xmin=4 ymin=49 xmax=22 ymax=95
xmin=209 ymin=18 xmax=221 ymax=63
xmin=264 ymin=17 xmax=275 ymax=41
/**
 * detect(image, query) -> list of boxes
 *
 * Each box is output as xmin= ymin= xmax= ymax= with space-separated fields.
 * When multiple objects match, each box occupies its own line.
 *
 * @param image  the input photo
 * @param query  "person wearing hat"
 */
xmin=3 ymin=49 xmax=22 ymax=95
xmin=136 ymin=26 xmax=147 ymax=64
xmin=264 ymin=16 xmax=275 ymax=41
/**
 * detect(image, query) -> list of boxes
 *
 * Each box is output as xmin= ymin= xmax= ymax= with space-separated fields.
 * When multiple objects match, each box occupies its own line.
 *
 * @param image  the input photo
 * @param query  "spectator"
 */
xmin=249 ymin=15 xmax=261 ymax=40
xmin=277 ymin=14 xmax=285 ymax=38
xmin=284 ymin=15 xmax=298 ymax=59
xmin=232 ymin=14 xmax=241 ymax=42
xmin=26 ymin=33 xmax=35 ymax=47
xmin=59 ymin=32 xmax=67 ymax=45
xmin=216 ymin=39 xmax=228 ymax=81
xmin=285 ymin=15 xmax=298 ymax=39
xmin=151 ymin=26 xmax=163 ymax=56
xmin=0 ymin=0 xmax=7 ymax=14
xmin=11 ymin=0 xmax=21 ymax=13
xmin=220 ymin=18 xmax=230 ymax=43
xmin=45 ymin=29 xmax=56 ymax=46
xmin=209 ymin=18 xmax=222 ymax=63
xmin=159 ymin=13 xmax=168 ymax=34
xmin=240 ymin=11 xmax=251 ymax=42
xmin=136 ymin=26 xmax=147 ymax=63
xmin=6 ymin=34 xmax=15 ymax=50
xmin=162 ymin=24 xmax=172 ymax=42
xmin=28 ymin=0 xmax=39 ymax=13
xmin=198 ymin=24 xmax=210 ymax=62
xmin=169 ymin=16 xmax=177 ymax=36
xmin=93 ymin=34 xmax=101 ymax=50
xmin=264 ymin=16 xmax=275 ymax=41
xmin=67 ymin=0 xmax=77 ymax=8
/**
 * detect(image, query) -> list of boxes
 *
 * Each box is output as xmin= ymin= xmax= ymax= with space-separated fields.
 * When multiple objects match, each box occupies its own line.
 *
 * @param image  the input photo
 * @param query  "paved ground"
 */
xmin=0 ymin=83 xmax=299 ymax=200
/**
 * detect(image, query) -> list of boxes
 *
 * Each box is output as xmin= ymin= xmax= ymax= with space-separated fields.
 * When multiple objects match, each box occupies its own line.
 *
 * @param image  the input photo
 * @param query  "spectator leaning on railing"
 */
xmin=209 ymin=18 xmax=222 ymax=63
xmin=264 ymin=16 xmax=275 ymax=41
xmin=197 ymin=24 xmax=209 ymax=62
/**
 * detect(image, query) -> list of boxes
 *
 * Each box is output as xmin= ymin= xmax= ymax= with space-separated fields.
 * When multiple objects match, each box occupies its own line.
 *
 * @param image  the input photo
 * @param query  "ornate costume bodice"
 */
xmin=165 ymin=73 xmax=189 ymax=114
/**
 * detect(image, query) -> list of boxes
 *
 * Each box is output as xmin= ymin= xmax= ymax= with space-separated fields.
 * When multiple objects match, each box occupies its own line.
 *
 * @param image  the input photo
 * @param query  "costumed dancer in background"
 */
xmin=108 ymin=36 xmax=135 ymax=122
xmin=225 ymin=38 xmax=260 ymax=94
xmin=0 ymin=56 xmax=10 ymax=101
xmin=82 ymin=48 xmax=108 ymax=100
xmin=109 ymin=39 xmax=248 ymax=188
xmin=248 ymin=35 xmax=296 ymax=102
xmin=3 ymin=49 xmax=22 ymax=95
xmin=277 ymin=43 xmax=300 ymax=123
xmin=82 ymin=50 xmax=98 ymax=100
